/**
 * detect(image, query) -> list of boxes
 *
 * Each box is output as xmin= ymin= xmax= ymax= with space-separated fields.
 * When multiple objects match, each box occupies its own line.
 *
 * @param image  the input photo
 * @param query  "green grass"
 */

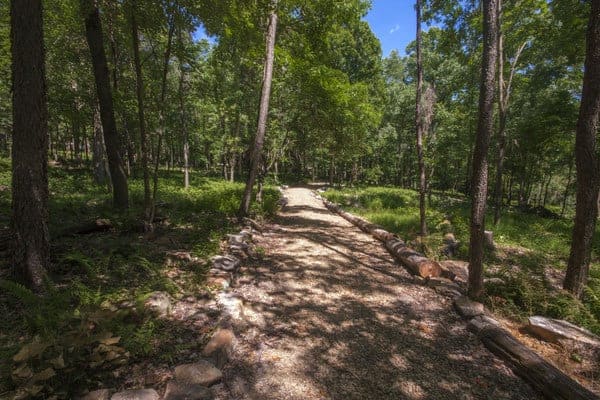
xmin=323 ymin=186 xmax=600 ymax=335
xmin=0 ymin=160 xmax=279 ymax=397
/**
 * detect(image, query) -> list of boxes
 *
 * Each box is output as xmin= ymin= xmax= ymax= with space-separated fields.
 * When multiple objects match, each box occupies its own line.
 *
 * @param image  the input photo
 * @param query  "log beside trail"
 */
xmin=323 ymin=199 xmax=446 ymax=279
xmin=468 ymin=316 xmax=599 ymax=400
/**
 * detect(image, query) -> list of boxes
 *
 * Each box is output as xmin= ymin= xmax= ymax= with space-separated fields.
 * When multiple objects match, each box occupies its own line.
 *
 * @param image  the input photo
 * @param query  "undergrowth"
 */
xmin=0 ymin=161 xmax=279 ymax=397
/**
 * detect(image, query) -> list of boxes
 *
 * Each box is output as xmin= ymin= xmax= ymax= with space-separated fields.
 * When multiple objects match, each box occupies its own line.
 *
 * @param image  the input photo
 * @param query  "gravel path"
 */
xmin=217 ymin=187 xmax=541 ymax=400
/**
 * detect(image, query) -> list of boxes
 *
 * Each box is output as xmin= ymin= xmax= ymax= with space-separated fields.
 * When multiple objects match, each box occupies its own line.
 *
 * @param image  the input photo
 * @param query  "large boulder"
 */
xmin=142 ymin=291 xmax=172 ymax=318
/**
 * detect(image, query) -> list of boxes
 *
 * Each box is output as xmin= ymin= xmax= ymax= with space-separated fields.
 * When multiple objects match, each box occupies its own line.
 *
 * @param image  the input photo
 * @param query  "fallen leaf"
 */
xmin=12 ymin=364 xmax=33 ymax=381
xmin=31 ymin=367 xmax=56 ymax=382
xmin=13 ymin=339 xmax=51 ymax=362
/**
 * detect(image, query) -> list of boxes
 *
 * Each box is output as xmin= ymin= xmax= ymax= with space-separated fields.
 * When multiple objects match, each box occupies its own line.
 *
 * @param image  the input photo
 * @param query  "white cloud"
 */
xmin=389 ymin=24 xmax=401 ymax=34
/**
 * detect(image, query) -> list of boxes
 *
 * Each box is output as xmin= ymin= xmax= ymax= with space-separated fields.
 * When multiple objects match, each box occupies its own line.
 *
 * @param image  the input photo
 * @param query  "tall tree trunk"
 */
xmin=415 ymin=0 xmax=427 ymax=235
xmin=82 ymin=0 xmax=129 ymax=208
xmin=10 ymin=0 xmax=49 ymax=291
xmin=179 ymin=51 xmax=190 ymax=189
xmin=468 ymin=0 xmax=499 ymax=299
xmin=149 ymin=13 xmax=175 ymax=223
xmin=564 ymin=0 xmax=600 ymax=299
xmin=130 ymin=2 xmax=151 ymax=220
xmin=239 ymin=2 xmax=278 ymax=217
xmin=92 ymin=104 xmax=109 ymax=186
xmin=561 ymin=159 xmax=573 ymax=217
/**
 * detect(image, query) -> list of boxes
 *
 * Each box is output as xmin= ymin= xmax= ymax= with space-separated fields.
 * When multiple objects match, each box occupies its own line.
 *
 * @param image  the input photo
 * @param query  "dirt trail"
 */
xmin=216 ymin=187 xmax=540 ymax=400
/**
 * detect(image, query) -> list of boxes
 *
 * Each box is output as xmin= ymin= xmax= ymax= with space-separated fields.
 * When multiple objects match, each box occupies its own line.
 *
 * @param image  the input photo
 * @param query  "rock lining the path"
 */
xmin=173 ymin=361 xmax=223 ymax=386
xmin=526 ymin=316 xmax=600 ymax=346
xmin=163 ymin=382 xmax=213 ymax=400
xmin=110 ymin=389 xmax=160 ymax=400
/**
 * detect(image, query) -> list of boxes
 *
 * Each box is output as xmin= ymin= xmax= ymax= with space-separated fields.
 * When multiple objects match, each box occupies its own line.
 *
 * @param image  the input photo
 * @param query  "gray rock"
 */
xmin=484 ymin=230 xmax=495 ymax=249
xmin=163 ymin=382 xmax=213 ymax=400
xmin=453 ymin=296 xmax=485 ymax=319
xmin=527 ymin=316 xmax=600 ymax=346
xmin=202 ymin=328 xmax=234 ymax=369
xmin=211 ymin=255 xmax=240 ymax=272
xmin=111 ymin=389 xmax=160 ymax=400
xmin=79 ymin=389 xmax=112 ymax=400
xmin=174 ymin=361 xmax=222 ymax=387
xmin=143 ymin=291 xmax=172 ymax=318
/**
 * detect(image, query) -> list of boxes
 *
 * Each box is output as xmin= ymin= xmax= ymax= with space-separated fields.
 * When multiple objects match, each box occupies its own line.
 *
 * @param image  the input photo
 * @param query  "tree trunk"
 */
xmin=415 ymin=0 xmax=427 ymax=236
xmin=149 ymin=13 xmax=175 ymax=223
xmin=469 ymin=0 xmax=499 ymax=299
xmin=561 ymin=159 xmax=573 ymax=217
xmin=493 ymin=0 xmax=506 ymax=225
xmin=92 ymin=104 xmax=109 ymax=186
xmin=179 ymin=52 xmax=190 ymax=189
xmin=130 ymin=2 xmax=151 ymax=220
xmin=564 ymin=0 xmax=600 ymax=299
xmin=82 ymin=0 xmax=128 ymax=208
xmin=239 ymin=3 xmax=278 ymax=217
xmin=10 ymin=0 xmax=49 ymax=291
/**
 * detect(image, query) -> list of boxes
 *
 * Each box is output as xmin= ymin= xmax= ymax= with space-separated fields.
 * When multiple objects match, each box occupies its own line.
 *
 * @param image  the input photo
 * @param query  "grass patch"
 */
xmin=323 ymin=185 xmax=600 ymax=335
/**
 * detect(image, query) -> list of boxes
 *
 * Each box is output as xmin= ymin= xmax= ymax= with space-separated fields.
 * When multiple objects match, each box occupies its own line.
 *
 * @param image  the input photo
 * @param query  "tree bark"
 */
xmin=415 ymin=0 xmax=427 ymax=235
xmin=92 ymin=103 xmax=109 ymax=186
xmin=10 ymin=0 xmax=49 ymax=291
xmin=564 ymin=0 xmax=600 ymax=299
xmin=82 ymin=0 xmax=128 ymax=209
xmin=239 ymin=3 xmax=278 ymax=217
xmin=130 ymin=2 xmax=151 ymax=220
xmin=469 ymin=0 xmax=499 ymax=299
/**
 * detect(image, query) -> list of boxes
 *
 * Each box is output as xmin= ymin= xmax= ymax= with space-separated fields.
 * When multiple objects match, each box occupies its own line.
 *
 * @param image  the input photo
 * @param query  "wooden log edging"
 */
xmin=468 ymin=316 xmax=599 ymax=400
xmin=321 ymin=198 xmax=448 ymax=279
xmin=319 ymin=194 xmax=599 ymax=400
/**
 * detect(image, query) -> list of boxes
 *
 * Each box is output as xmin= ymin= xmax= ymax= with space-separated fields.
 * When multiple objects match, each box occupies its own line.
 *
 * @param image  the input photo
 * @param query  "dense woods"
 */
xmin=1 ymin=0 xmax=600 ymax=398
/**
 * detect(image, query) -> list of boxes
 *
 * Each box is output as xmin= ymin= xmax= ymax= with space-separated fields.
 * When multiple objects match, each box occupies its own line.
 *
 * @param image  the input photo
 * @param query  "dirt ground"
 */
xmin=214 ymin=187 xmax=542 ymax=400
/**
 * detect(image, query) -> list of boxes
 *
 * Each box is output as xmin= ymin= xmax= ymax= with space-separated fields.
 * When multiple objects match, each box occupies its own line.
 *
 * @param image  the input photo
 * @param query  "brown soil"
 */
xmin=215 ymin=187 xmax=542 ymax=400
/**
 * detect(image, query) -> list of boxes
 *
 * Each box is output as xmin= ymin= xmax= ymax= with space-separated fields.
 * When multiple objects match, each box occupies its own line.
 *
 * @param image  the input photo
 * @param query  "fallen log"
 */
xmin=468 ymin=316 xmax=599 ymax=400
xmin=60 ymin=219 xmax=112 ymax=236
xmin=385 ymin=238 xmax=442 ymax=278
xmin=323 ymin=199 xmax=445 ymax=279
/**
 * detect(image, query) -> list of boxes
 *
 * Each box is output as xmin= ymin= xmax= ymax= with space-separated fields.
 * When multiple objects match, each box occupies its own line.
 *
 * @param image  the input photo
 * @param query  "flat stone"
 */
xmin=79 ymin=389 xmax=112 ymax=400
xmin=111 ymin=389 xmax=160 ymax=400
xmin=211 ymin=255 xmax=240 ymax=272
xmin=202 ymin=328 xmax=234 ymax=368
xmin=163 ymin=382 xmax=213 ymax=400
xmin=227 ymin=234 xmax=246 ymax=245
xmin=143 ymin=291 xmax=172 ymax=318
xmin=174 ymin=361 xmax=222 ymax=387
xmin=527 ymin=316 xmax=600 ymax=346
xmin=453 ymin=296 xmax=485 ymax=318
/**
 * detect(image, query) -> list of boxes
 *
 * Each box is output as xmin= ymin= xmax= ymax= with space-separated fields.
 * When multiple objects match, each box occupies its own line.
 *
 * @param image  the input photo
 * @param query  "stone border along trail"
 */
xmin=214 ymin=187 xmax=542 ymax=400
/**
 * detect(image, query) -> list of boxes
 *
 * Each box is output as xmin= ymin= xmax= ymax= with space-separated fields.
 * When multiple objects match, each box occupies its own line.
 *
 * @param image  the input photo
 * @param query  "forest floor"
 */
xmin=215 ymin=187 xmax=542 ymax=400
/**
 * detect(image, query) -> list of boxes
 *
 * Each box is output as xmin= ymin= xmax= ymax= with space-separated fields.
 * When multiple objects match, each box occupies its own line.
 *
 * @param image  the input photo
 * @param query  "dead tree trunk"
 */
xmin=469 ymin=0 xmax=499 ymax=299
xmin=239 ymin=2 xmax=278 ymax=217
xmin=564 ymin=0 xmax=600 ymax=299
xmin=415 ymin=0 xmax=427 ymax=235
xmin=10 ymin=0 xmax=49 ymax=291
xmin=81 ymin=0 xmax=129 ymax=209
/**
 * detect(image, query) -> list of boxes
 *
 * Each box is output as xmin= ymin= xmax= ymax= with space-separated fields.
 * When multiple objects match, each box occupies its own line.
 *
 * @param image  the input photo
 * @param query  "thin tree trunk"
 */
xmin=82 ymin=0 xmax=128 ymax=208
xmin=10 ymin=0 xmax=49 ymax=291
xmin=469 ymin=0 xmax=499 ymax=299
xmin=239 ymin=2 xmax=278 ymax=217
xmin=92 ymin=104 xmax=109 ymax=186
xmin=564 ymin=0 xmax=600 ymax=298
xmin=561 ymin=159 xmax=573 ymax=217
xmin=130 ymin=2 xmax=151 ymax=220
xmin=179 ymin=52 xmax=190 ymax=189
xmin=415 ymin=0 xmax=427 ymax=235
xmin=150 ymin=12 xmax=176 ymax=223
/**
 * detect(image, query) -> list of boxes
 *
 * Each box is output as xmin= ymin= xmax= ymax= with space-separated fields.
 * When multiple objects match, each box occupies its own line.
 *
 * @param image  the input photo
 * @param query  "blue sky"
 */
xmin=364 ymin=0 xmax=417 ymax=57
xmin=194 ymin=1 xmax=418 ymax=58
